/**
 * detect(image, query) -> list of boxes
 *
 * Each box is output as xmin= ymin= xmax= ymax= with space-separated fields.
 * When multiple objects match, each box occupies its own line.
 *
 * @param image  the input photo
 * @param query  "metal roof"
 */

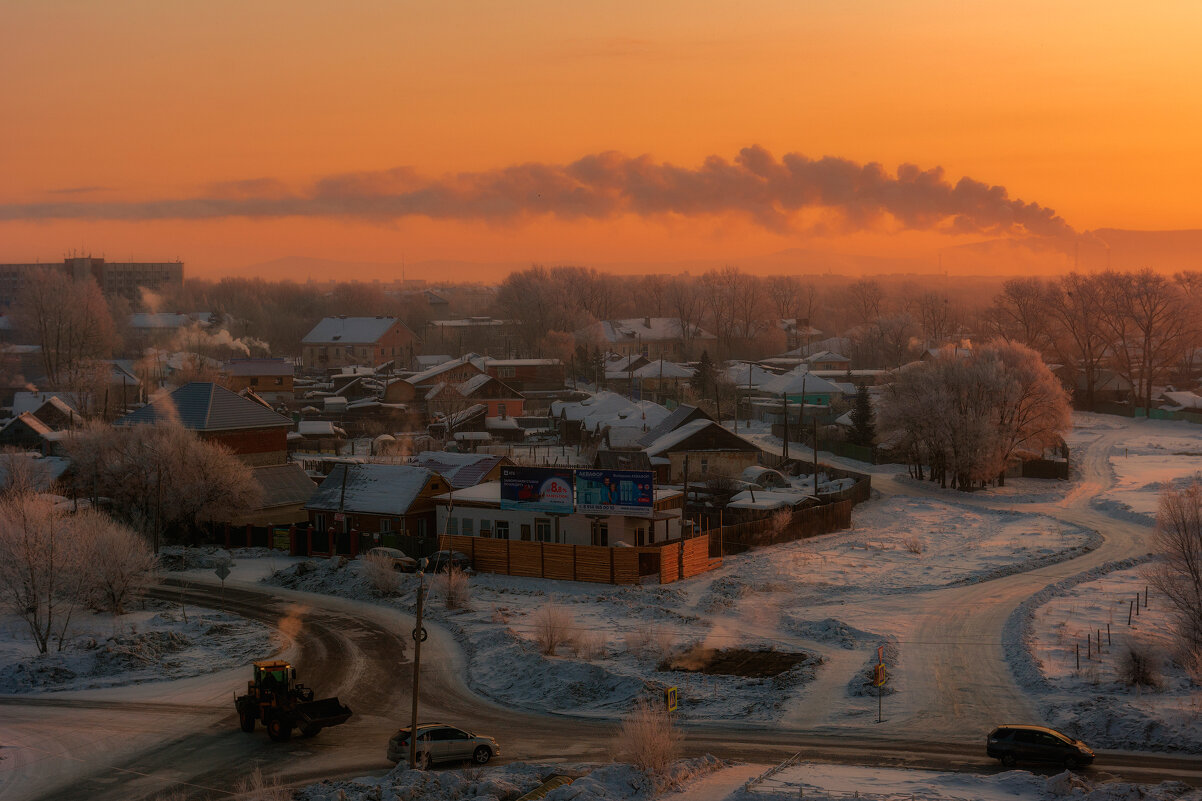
xmin=116 ymin=382 xmax=293 ymax=432
xmin=301 ymin=316 xmax=401 ymax=344
xmin=305 ymin=464 xmax=434 ymax=515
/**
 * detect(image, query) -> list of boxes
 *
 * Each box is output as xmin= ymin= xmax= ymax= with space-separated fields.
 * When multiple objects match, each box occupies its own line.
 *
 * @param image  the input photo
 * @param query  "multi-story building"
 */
xmin=0 ymin=257 xmax=184 ymax=305
xmin=300 ymin=316 xmax=419 ymax=371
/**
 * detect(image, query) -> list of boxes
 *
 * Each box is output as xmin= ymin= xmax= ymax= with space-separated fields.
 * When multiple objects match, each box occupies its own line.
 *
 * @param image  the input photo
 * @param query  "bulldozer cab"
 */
xmin=253 ymin=660 xmax=294 ymax=691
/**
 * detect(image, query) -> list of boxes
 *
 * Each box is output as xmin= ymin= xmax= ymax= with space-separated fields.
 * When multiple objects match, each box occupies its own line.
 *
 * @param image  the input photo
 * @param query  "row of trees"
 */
xmin=987 ymin=270 xmax=1202 ymax=411
xmin=876 ymin=341 xmax=1070 ymax=490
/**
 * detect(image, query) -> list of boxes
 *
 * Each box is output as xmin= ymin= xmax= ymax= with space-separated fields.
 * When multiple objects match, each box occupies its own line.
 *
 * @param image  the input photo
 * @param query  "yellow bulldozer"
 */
xmin=234 ymin=660 xmax=352 ymax=741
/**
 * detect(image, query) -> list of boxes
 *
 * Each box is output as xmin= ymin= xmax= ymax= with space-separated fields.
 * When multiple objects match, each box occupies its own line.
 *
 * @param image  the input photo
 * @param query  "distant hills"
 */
xmin=234 ymin=228 xmax=1201 ymax=283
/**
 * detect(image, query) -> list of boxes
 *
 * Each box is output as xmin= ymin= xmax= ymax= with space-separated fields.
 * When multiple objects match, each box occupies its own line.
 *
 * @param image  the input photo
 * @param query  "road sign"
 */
xmin=214 ymin=563 xmax=231 ymax=582
xmin=665 ymin=686 xmax=678 ymax=712
xmin=334 ymin=512 xmax=347 ymax=522
xmin=874 ymin=664 xmax=887 ymax=687
xmin=877 ymin=645 xmax=884 ymax=663
xmin=412 ymin=627 xmax=428 ymax=642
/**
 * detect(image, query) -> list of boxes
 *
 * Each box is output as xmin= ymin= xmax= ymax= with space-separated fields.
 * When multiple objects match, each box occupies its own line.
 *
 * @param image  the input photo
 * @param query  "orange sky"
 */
xmin=2 ymin=1 xmax=1201 ymax=280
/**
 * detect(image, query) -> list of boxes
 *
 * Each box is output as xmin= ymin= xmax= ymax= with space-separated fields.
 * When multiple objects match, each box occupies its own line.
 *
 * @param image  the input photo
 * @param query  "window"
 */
xmin=591 ymin=520 xmax=608 ymax=546
xmin=495 ymin=520 xmax=509 ymax=540
xmin=700 ymin=458 xmax=709 ymax=475
xmin=535 ymin=519 xmax=551 ymax=543
xmin=273 ymin=377 xmax=284 ymax=386
xmin=314 ymin=513 xmax=326 ymax=531
xmin=249 ymin=377 xmax=259 ymax=386
xmin=462 ymin=518 xmax=474 ymax=536
xmin=380 ymin=518 xmax=392 ymax=532
xmin=636 ymin=527 xmax=646 ymax=547
xmin=497 ymin=403 xmax=507 ymax=418
xmin=447 ymin=517 xmax=459 ymax=535
xmin=499 ymin=366 xmax=516 ymax=378
xmin=521 ymin=524 xmax=532 ymax=541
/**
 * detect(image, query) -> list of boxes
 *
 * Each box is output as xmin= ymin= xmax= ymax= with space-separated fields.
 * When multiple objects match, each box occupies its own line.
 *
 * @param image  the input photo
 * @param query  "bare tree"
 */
xmin=912 ymin=291 xmax=957 ymax=348
xmin=986 ymin=277 xmax=1051 ymax=350
xmin=842 ymin=278 xmax=885 ymax=328
xmin=664 ymin=276 xmax=705 ymax=359
xmin=1150 ymin=481 xmax=1202 ymax=650
xmin=14 ymin=268 xmax=116 ymax=404
xmin=0 ymin=493 xmax=87 ymax=653
xmin=1045 ymin=273 xmax=1108 ymax=411
xmin=1099 ymin=269 xmax=1190 ymax=412
xmin=0 ymin=449 xmax=53 ymax=497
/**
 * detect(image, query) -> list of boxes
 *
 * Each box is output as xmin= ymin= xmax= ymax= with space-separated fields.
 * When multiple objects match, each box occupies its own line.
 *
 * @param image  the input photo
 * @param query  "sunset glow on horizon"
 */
xmin=4 ymin=1 xmax=1202 ymax=281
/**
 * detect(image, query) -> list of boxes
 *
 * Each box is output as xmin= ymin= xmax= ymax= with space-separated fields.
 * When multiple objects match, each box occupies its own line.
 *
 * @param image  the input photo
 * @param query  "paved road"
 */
xmin=5 ymin=422 xmax=1201 ymax=799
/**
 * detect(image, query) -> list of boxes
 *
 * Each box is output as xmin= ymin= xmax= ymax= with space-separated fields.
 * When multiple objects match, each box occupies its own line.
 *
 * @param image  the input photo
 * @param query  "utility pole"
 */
xmin=409 ymin=572 xmax=426 ymax=769
xmin=813 ymin=418 xmax=819 ymax=489
xmin=780 ymin=392 xmax=789 ymax=461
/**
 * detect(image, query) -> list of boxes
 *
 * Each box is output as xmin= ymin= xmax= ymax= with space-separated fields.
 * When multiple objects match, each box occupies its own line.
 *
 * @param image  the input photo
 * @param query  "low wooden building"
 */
xmin=304 ymin=463 xmax=450 ymax=539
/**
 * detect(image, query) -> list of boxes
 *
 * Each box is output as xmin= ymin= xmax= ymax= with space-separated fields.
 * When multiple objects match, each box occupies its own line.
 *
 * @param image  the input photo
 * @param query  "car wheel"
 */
xmin=473 ymin=746 xmax=492 ymax=765
xmin=1064 ymin=755 xmax=1081 ymax=770
xmin=1000 ymin=753 xmax=1016 ymax=768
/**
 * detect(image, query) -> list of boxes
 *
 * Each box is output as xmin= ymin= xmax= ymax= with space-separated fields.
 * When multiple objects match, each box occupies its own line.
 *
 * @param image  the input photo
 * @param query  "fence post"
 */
xmin=1107 ymin=623 xmax=1111 ymax=645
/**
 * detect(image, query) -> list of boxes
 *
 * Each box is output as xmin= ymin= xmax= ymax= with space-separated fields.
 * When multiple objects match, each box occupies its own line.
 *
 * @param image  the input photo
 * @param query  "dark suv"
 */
xmin=987 ymin=725 xmax=1094 ymax=768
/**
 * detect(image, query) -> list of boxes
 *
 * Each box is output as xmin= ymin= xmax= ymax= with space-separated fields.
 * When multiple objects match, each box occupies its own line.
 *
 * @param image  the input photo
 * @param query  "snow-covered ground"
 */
xmin=1097 ymin=427 xmax=1202 ymax=521
xmin=256 ymin=489 xmax=1096 ymax=726
xmin=293 ymin=759 xmax=1202 ymax=801
xmin=1009 ymin=560 xmax=1202 ymax=753
xmin=0 ymin=599 xmax=274 ymax=693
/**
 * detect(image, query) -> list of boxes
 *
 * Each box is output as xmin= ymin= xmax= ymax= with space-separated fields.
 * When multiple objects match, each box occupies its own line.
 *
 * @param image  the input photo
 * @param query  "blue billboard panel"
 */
xmin=500 ymin=466 xmax=574 ymax=514
xmin=574 ymin=469 xmax=655 ymax=517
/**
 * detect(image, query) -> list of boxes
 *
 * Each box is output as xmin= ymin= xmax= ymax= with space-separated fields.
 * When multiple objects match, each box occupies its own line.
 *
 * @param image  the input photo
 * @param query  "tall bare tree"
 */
xmin=1045 ymin=273 xmax=1108 ymax=411
xmin=1151 ymin=481 xmax=1202 ymax=649
xmin=1098 ymin=269 xmax=1189 ymax=412
xmin=986 ymin=278 xmax=1051 ymax=351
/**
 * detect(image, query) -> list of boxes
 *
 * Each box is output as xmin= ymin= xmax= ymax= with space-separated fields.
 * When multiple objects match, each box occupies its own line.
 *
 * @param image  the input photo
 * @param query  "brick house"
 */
xmin=301 ymin=316 xmax=418 ymax=371
xmin=485 ymin=359 xmax=565 ymax=392
xmin=222 ymin=358 xmax=295 ymax=402
xmin=116 ymin=382 xmax=294 ymax=466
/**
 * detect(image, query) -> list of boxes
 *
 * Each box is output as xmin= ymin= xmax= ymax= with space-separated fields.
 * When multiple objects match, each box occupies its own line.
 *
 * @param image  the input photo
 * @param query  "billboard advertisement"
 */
xmin=574 ymin=469 xmax=655 ymax=517
xmin=500 ymin=466 xmax=574 ymax=514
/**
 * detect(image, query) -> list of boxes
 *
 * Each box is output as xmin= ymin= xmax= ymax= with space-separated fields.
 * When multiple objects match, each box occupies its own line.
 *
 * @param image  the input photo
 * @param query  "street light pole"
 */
xmin=409 ymin=571 xmax=426 ymax=769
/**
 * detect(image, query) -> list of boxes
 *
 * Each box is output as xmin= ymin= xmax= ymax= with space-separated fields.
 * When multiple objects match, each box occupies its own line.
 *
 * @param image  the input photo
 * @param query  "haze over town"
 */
xmin=3 ymin=3 xmax=1202 ymax=801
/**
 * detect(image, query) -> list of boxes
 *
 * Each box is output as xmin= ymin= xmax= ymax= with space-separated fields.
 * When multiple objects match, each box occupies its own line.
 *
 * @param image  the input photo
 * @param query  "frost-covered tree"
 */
xmin=877 ymin=341 xmax=1069 ymax=490
xmin=65 ymin=422 xmax=261 ymax=548
xmin=76 ymin=510 xmax=158 ymax=615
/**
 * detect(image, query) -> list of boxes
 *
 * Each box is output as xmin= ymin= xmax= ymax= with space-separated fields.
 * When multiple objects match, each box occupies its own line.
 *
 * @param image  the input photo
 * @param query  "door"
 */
xmin=446 ymin=727 xmax=473 ymax=759
xmin=1011 ymin=730 xmax=1039 ymax=761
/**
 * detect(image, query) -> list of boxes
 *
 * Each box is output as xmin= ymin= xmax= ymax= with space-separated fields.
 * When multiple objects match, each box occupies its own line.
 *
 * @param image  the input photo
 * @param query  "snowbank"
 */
xmin=1005 ymin=557 xmax=1202 ymax=753
xmin=0 ymin=600 xmax=274 ymax=693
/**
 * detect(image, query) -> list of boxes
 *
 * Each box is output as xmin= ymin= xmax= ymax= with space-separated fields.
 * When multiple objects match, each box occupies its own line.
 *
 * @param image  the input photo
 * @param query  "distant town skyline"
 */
xmin=4 ymin=2 xmax=1202 ymax=280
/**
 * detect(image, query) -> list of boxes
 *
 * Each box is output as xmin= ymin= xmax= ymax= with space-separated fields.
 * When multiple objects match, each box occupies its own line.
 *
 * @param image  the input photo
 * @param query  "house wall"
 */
xmin=667 ymin=450 xmax=759 ymax=482
xmin=200 ymin=427 xmax=289 ymax=466
xmin=227 ymin=374 xmax=294 ymax=397
xmin=487 ymin=363 xmax=565 ymax=392
xmin=306 ymin=509 xmax=436 ymax=538
xmin=301 ymin=320 xmax=417 ymax=370
xmin=436 ymin=504 xmax=681 ymax=546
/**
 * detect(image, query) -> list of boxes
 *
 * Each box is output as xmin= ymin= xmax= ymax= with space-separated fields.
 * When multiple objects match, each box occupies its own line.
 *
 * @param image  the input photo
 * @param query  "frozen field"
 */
xmin=0 ymin=599 xmax=274 ymax=694
xmin=1010 ymin=561 xmax=1202 ymax=753
xmin=1100 ymin=430 xmax=1202 ymax=520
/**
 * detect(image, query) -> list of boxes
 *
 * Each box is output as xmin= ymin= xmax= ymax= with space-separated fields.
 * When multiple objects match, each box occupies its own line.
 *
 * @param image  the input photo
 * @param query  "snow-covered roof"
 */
xmin=805 ymin=350 xmax=849 ymax=363
xmin=12 ymin=392 xmax=77 ymax=417
xmin=485 ymin=416 xmax=520 ymax=430
xmin=727 ymin=488 xmax=816 ymax=510
xmin=305 ymin=464 xmax=434 ymax=515
xmin=725 ymin=362 xmax=777 ymax=388
xmin=410 ymin=451 xmax=506 ymax=489
xmin=630 ymin=360 xmax=694 ymax=379
xmin=253 ymin=463 xmax=316 ymax=508
xmin=406 ymin=355 xmax=483 ymax=386
xmin=415 ymin=354 xmax=453 ymax=369
xmin=301 ymin=316 xmax=401 ymax=345
xmin=759 ymin=367 xmax=844 ymax=396
xmin=485 ymin=359 xmax=560 ymax=367
xmin=457 ymin=373 xmax=494 ymax=397
xmin=550 ymin=391 xmax=670 ymax=433
xmin=297 ymin=421 xmax=346 ymax=437
xmin=1163 ymin=390 xmax=1202 ymax=410
xmin=605 ymin=424 xmax=650 ymax=449
xmin=590 ymin=317 xmax=715 ymax=344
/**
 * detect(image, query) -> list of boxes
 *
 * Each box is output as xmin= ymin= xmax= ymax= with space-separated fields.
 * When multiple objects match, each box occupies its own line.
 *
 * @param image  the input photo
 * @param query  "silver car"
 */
xmin=365 ymin=547 xmax=418 ymax=573
xmin=386 ymin=723 xmax=500 ymax=768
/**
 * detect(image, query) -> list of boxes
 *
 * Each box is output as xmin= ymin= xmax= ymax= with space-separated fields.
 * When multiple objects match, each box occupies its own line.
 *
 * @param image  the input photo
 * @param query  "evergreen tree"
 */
xmin=692 ymin=350 xmax=716 ymax=396
xmin=849 ymin=383 xmax=876 ymax=446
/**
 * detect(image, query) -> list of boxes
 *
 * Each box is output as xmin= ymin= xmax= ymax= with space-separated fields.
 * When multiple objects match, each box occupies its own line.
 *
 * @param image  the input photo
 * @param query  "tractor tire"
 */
xmin=266 ymin=716 xmax=293 ymax=742
xmin=238 ymin=710 xmax=255 ymax=733
xmin=300 ymin=724 xmax=321 ymax=738
xmin=473 ymin=746 xmax=492 ymax=765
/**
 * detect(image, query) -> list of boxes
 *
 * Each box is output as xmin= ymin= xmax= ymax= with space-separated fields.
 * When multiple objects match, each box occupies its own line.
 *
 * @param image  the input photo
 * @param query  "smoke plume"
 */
xmin=0 ymin=146 xmax=1074 ymax=237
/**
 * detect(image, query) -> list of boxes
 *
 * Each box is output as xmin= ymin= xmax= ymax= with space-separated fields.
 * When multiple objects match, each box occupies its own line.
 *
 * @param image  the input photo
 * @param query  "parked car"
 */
xmin=386 ymin=723 xmax=499 ymax=768
xmin=987 ymin=724 xmax=1094 ymax=768
xmin=420 ymin=550 xmax=472 ymax=573
xmin=364 ymin=547 xmax=418 ymax=572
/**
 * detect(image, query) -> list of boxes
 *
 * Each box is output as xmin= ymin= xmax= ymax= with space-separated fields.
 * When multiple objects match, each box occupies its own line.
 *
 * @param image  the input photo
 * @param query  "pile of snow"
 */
xmin=1006 ymin=559 xmax=1202 ymax=753
xmin=0 ymin=600 xmax=274 ymax=693
xmin=296 ymin=758 xmax=726 ymax=801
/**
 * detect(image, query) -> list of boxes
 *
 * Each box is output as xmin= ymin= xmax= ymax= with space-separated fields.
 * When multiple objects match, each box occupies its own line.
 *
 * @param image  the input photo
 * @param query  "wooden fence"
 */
xmin=438 ymin=533 xmax=717 ymax=585
xmin=710 ymin=499 xmax=853 ymax=555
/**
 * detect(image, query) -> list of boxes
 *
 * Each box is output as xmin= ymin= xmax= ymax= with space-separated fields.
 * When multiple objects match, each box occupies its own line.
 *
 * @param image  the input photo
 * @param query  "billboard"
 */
xmin=500 ymin=466 xmax=574 ymax=514
xmin=574 ymin=469 xmax=655 ymax=517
